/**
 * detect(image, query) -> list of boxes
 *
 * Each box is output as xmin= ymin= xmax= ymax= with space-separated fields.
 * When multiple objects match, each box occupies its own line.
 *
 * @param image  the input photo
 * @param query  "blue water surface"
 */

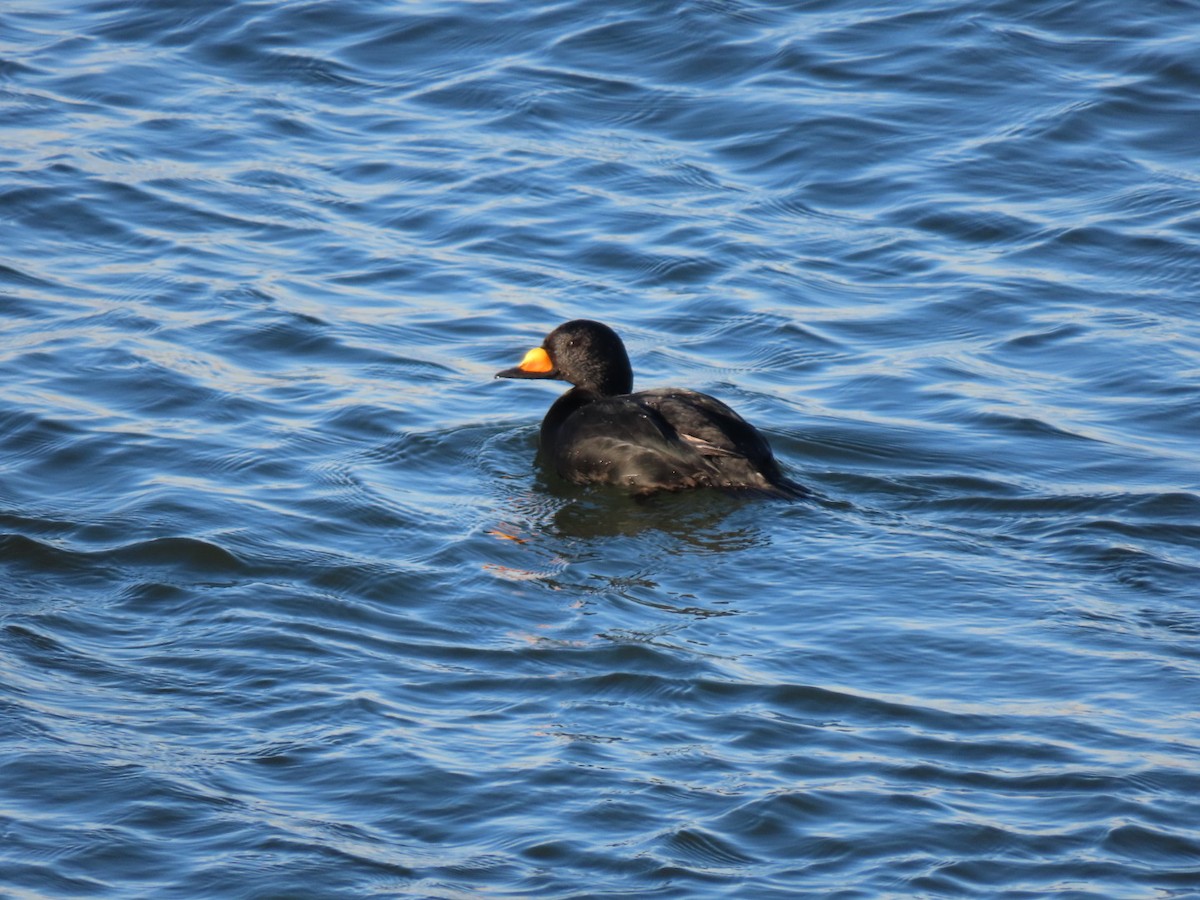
xmin=3 ymin=0 xmax=1200 ymax=896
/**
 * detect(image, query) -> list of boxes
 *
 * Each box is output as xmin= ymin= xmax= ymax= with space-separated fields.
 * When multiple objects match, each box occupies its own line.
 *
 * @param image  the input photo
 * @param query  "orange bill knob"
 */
xmin=517 ymin=346 xmax=553 ymax=373
xmin=495 ymin=344 xmax=556 ymax=380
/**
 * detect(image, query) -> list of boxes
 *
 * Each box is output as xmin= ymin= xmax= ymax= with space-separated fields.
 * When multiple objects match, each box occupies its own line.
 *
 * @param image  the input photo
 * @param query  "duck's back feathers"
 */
xmin=543 ymin=387 xmax=801 ymax=497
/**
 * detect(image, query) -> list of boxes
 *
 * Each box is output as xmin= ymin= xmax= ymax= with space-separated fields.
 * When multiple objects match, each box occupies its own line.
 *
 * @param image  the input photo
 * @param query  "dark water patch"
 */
xmin=1 ymin=532 xmax=100 ymax=580
xmin=0 ymin=262 xmax=58 ymax=292
xmin=1102 ymin=822 xmax=1200 ymax=868
xmin=908 ymin=205 xmax=1035 ymax=246
xmin=1075 ymin=542 xmax=1200 ymax=597
xmin=102 ymin=535 xmax=246 ymax=574
xmin=0 ymin=407 xmax=84 ymax=462
xmin=1 ymin=181 xmax=162 ymax=252
xmin=0 ymin=54 xmax=41 ymax=79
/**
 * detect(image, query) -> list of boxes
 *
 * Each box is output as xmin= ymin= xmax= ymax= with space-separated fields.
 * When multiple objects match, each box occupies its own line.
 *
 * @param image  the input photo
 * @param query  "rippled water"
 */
xmin=3 ymin=0 xmax=1200 ymax=896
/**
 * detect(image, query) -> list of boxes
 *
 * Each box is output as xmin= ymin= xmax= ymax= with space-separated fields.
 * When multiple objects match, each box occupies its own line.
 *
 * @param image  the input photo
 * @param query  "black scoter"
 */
xmin=496 ymin=319 xmax=803 ymax=497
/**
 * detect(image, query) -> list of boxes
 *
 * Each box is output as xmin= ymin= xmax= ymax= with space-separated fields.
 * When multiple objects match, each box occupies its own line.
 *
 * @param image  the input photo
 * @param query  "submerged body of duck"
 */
xmin=496 ymin=319 xmax=802 ymax=497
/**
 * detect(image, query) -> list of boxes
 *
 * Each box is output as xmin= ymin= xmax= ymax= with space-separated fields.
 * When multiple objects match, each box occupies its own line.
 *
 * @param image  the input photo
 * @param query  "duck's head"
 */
xmin=496 ymin=319 xmax=633 ymax=396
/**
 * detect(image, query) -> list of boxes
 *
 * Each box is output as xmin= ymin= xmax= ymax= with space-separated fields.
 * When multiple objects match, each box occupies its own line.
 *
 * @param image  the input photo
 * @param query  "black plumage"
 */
xmin=496 ymin=320 xmax=803 ymax=497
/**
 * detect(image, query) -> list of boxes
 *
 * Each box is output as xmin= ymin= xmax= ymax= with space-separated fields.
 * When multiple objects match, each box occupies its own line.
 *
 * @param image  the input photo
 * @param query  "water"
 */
xmin=3 ymin=0 xmax=1199 ymax=896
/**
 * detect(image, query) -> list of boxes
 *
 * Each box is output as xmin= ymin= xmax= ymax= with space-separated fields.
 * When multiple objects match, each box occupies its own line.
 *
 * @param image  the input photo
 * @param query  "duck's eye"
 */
xmin=567 ymin=339 xmax=578 ymax=348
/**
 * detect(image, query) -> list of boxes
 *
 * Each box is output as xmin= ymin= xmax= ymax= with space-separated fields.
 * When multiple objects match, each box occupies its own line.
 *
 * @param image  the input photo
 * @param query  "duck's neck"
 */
xmin=597 ymin=358 xmax=633 ymax=397
xmin=540 ymin=387 xmax=599 ymax=449
xmin=572 ymin=358 xmax=632 ymax=398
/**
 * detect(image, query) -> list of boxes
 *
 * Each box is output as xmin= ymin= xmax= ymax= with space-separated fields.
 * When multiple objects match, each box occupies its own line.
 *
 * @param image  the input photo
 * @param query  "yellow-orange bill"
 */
xmin=518 ymin=346 xmax=553 ymax=373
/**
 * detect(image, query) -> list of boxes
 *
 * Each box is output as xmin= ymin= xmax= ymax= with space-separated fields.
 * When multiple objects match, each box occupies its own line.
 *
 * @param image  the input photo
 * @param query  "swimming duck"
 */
xmin=496 ymin=319 xmax=802 ymax=497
